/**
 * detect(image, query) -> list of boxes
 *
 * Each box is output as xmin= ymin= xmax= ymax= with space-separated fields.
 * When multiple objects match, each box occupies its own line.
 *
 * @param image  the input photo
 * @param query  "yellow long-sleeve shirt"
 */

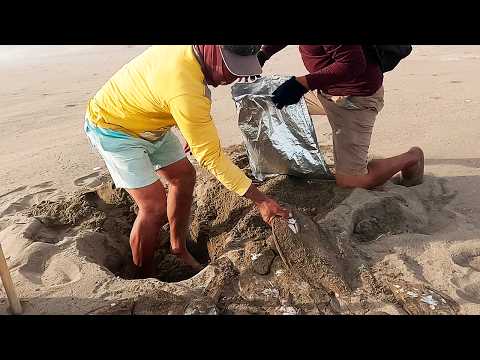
xmin=86 ymin=45 xmax=252 ymax=196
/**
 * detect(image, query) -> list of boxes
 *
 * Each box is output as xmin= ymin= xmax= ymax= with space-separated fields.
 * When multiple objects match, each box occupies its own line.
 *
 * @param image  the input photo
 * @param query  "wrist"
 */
xmin=295 ymin=76 xmax=310 ymax=91
xmin=243 ymin=184 xmax=268 ymax=205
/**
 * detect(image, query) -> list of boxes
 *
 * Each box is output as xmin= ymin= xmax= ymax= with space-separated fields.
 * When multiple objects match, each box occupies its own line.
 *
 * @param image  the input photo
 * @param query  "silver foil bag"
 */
xmin=232 ymin=75 xmax=332 ymax=181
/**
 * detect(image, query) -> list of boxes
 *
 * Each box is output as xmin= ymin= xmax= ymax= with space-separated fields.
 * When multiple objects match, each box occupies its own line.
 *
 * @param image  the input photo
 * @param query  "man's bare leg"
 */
xmin=126 ymin=181 xmax=168 ymax=277
xmin=157 ymin=158 xmax=203 ymax=271
xmin=336 ymin=147 xmax=424 ymax=189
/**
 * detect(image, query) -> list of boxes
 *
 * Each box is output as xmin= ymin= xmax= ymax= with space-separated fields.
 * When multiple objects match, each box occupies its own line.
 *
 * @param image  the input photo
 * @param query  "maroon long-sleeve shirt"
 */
xmin=261 ymin=45 xmax=383 ymax=97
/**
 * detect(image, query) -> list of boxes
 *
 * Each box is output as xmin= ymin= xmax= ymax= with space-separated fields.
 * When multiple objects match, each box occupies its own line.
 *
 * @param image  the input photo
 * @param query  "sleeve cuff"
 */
xmin=234 ymin=176 xmax=253 ymax=197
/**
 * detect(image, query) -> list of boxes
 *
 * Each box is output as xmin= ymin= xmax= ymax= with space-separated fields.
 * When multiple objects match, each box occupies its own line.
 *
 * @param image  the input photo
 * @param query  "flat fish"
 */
xmin=272 ymin=210 xmax=350 ymax=297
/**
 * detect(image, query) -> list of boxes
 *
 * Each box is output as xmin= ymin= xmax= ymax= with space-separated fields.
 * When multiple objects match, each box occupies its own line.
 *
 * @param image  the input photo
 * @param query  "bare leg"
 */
xmin=157 ymin=158 xmax=203 ymax=271
xmin=126 ymin=181 xmax=168 ymax=277
xmin=336 ymin=147 xmax=424 ymax=189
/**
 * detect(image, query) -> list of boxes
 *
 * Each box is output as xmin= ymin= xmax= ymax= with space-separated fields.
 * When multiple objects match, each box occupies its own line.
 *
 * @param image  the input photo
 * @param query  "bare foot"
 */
xmin=135 ymin=263 xmax=155 ymax=279
xmin=401 ymin=147 xmax=424 ymax=187
xmin=172 ymin=248 xmax=204 ymax=272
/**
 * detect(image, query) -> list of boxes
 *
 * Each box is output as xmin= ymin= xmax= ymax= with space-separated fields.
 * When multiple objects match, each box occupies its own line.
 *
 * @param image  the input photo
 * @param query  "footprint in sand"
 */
xmin=17 ymin=244 xmax=81 ymax=288
xmin=0 ymin=185 xmax=28 ymax=200
xmin=31 ymin=181 xmax=54 ymax=189
xmin=0 ymin=182 xmax=53 ymax=201
xmin=450 ymin=248 xmax=480 ymax=304
xmin=456 ymin=282 xmax=480 ymax=304
xmin=73 ymin=171 xmax=102 ymax=187
xmin=451 ymin=248 xmax=480 ymax=272
xmin=0 ymin=188 xmax=57 ymax=217
xmin=40 ymin=256 xmax=82 ymax=288
xmin=451 ymin=272 xmax=480 ymax=304
xmin=16 ymin=244 xmax=55 ymax=280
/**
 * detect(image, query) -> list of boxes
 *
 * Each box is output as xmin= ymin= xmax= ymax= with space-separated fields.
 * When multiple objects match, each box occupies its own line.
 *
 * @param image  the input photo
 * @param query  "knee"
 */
xmin=170 ymin=162 xmax=196 ymax=188
xmin=138 ymin=201 xmax=167 ymax=222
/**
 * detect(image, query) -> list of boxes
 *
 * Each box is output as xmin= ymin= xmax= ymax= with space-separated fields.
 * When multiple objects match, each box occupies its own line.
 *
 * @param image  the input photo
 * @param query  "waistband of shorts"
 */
xmin=84 ymin=115 xmax=97 ymax=128
xmin=84 ymin=116 xmax=133 ymax=140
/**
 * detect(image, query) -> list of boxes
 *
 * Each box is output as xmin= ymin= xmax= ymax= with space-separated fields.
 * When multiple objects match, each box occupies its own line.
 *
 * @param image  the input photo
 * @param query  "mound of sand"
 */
xmin=1 ymin=146 xmax=479 ymax=315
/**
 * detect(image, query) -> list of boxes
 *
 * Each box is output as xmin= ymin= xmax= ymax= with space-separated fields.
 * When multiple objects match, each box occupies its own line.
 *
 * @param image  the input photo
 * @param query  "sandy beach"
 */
xmin=1 ymin=45 xmax=479 ymax=315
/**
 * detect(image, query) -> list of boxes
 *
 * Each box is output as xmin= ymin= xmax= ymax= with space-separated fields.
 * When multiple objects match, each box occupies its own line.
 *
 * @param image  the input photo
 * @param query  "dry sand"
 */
xmin=1 ymin=45 xmax=479 ymax=315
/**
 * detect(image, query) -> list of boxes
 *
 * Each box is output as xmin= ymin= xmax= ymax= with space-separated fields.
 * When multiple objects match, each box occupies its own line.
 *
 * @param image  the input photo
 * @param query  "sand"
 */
xmin=1 ymin=45 xmax=480 ymax=315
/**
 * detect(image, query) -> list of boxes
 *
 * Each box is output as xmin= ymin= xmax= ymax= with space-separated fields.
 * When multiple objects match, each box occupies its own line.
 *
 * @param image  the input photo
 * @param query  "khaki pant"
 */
xmin=304 ymin=87 xmax=384 ymax=176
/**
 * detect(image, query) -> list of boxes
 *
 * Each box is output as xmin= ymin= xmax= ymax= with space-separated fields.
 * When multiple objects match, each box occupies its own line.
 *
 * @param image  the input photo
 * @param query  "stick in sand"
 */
xmin=0 ymin=244 xmax=22 ymax=314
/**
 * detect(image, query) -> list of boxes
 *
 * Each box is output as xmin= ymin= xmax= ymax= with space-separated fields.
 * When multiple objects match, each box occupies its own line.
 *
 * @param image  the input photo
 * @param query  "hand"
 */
xmin=272 ymin=76 xmax=309 ymax=109
xmin=238 ymin=75 xmax=261 ymax=83
xmin=257 ymin=50 xmax=268 ymax=67
xmin=256 ymin=197 xmax=290 ymax=226
xmin=243 ymin=184 xmax=289 ymax=226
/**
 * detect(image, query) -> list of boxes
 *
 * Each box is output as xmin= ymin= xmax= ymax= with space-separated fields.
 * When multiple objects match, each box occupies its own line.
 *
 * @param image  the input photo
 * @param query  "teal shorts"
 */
xmin=84 ymin=119 xmax=186 ymax=189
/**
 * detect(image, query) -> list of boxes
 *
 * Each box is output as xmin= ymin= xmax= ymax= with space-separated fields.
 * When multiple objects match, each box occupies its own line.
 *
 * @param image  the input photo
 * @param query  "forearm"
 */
xmin=199 ymin=150 xmax=253 ymax=196
xmin=170 ymin=95 xmax=253 ymax=196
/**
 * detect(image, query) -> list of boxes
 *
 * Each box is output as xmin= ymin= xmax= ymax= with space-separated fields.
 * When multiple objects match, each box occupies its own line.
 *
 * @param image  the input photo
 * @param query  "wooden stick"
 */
xmin=0 ymin=244 xmax=22 ymax=315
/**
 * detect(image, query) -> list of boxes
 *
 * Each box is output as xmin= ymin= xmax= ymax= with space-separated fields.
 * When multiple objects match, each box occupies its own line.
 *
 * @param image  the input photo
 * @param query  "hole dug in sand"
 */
xmin=29 ymin=179 xmax=207 ymax=283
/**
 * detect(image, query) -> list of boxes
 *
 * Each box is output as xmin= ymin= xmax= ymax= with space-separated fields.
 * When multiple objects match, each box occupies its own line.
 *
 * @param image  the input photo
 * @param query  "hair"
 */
xmin=222 ymin=45 xmax=262 ymax=56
